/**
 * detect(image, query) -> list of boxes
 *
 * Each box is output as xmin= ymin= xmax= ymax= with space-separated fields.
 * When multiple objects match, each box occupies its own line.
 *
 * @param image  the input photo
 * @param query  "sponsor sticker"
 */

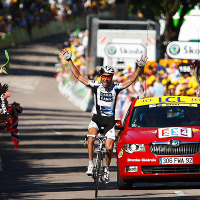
xmin=158 ymin=127 xmax=192 ymax=138
xmin=118 ymin=149 xmax=123 ymax=158
xmin=127 ymin=158 xmax=156 ymax=162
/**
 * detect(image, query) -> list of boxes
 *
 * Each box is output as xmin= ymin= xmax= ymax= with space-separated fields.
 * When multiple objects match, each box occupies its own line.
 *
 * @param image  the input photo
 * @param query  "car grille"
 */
xmin=150 ymin=142 xmax=200 ymax=155
xmin=142 ymin=165 xmax=200 ymax=174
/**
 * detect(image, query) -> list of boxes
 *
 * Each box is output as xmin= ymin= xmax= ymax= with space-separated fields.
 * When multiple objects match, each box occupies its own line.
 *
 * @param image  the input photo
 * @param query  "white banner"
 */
xmin=166 ymin=41 xmax=200 ymax=60
xmin=104 ymin=43 xmax=146 ymax=59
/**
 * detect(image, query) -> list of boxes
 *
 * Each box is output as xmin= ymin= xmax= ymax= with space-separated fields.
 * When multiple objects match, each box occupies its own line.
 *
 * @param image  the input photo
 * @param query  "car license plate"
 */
xmin=159 ymin=157 xmax=193 ymax=164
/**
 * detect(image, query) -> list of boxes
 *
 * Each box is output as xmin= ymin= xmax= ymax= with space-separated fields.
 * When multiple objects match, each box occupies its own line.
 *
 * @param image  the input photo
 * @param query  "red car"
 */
xmin=116 ymin=96 xmax=200 ymax=189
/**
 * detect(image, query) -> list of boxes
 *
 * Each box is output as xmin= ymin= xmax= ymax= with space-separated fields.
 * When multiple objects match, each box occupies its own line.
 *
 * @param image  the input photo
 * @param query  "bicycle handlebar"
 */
xmin=84 ymin=134 xmax=107 ymax=146
xmin=87 ymin=134 xmax=107 ymax=140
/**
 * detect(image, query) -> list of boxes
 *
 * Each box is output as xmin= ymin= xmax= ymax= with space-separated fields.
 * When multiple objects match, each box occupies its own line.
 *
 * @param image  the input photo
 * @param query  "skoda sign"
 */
xmin=104 ymin=43 xmax=146 ymax=59
xmin=166 ymin=41 xmax=200 ymax=60
xmin=168 ymin=44 xmax=180 ymax=55
xmin=107 ymin=46 xmax=117 ymax=55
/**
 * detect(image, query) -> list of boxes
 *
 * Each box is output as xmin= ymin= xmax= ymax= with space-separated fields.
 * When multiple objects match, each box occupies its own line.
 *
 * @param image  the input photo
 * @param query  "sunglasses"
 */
xmin=101 ymin=75 xmax=112 ymax=80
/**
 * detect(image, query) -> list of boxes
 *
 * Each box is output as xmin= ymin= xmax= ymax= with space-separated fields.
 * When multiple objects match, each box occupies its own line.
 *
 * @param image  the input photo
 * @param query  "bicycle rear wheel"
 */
xmin=94 ymin=153 xmax=101 ymax=198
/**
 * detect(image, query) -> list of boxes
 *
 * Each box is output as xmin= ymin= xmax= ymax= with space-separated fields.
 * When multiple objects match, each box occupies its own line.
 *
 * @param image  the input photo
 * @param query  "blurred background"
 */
xmin=1 ymin=0 xmax=200 ymax=118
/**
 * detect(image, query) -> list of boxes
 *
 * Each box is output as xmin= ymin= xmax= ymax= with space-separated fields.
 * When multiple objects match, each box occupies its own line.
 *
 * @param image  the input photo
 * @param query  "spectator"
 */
xmin=178 ymin=86 xmax=187 ymax=96
xmin=187 ymin=88 xmax=196 ymax=96
xmin=145 ymin=78 xmax=154 ymax=97
xmin=167 ymin=62 xmax=180 ymax=80
xmin=151 ymin=77 xmax=165 ymax=97
xmin=168 ymin=84 xmax=176 ymax=96
xmin=156 ymin=59 xmax=166 ymax=72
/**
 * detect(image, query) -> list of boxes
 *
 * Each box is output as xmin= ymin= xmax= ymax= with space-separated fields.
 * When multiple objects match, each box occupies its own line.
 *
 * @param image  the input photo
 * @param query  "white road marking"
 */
xmin=54 ymin=132 xmax=62 ymax=135
xmin=21 ymin=85 xmax=35 ymax=90
xmin=1 ymin=77 xmax=39 ymax=92
xmin=174 ymin=191 xmax=185 ymax=196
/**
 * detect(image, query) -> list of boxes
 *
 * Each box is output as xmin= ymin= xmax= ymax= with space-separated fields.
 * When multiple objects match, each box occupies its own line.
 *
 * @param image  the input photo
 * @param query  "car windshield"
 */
xmin=129 ymin=105 xmax=200 ymax=127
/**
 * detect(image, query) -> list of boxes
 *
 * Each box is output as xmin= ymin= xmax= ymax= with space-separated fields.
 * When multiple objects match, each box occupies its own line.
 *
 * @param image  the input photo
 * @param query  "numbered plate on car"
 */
xmin=159 ymin=157 xmax=193 ymax=164
xmin=158 ymin=127 xmax=192 ymax=138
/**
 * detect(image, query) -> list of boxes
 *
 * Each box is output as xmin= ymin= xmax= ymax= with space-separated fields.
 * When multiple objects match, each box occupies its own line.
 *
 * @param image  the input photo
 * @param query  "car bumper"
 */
xmin=121 ymin=165 xmax=200 ymax=181
xmin=118 ymin=152 xmax=200 ymax=181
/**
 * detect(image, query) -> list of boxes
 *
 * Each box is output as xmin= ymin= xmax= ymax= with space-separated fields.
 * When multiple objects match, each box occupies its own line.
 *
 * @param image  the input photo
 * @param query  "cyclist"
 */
xmin=59 ymin=49 xmax=148 ymax=183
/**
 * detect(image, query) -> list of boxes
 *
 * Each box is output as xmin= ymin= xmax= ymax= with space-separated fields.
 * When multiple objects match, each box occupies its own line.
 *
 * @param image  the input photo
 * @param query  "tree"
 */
xmin=129 ymin=0 xmax=199 ymax=44
xmin=0 ymin=0 xmax=3 ymax=9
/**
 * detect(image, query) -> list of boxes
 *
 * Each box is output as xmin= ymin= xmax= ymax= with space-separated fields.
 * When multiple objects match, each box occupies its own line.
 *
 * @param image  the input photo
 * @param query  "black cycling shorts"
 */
xmin=90 ymin=114 xmax=115 ymax=135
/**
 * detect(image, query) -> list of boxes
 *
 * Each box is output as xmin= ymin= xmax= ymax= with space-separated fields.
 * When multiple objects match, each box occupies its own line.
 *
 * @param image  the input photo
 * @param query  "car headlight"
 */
xmin=123 ymin=144 xmax=146 ymax=154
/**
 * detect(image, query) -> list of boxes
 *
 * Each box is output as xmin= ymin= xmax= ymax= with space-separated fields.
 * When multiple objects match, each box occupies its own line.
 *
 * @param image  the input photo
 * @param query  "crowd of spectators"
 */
xmin=1 ymin=0 xmax=54 ymax=39
xmin=0 ymin=0 xmax=115 ymax=39
xmin=57 ymin=28 xmax=89 ymax=81
xmin=141 ymin=58 xmax=198 ymax=98
xmin=56 ymin=28 xmax=199 ymax=119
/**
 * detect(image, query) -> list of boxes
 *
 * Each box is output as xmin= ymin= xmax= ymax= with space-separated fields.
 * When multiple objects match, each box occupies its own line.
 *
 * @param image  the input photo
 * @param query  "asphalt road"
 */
xmin=1 ymin=35 xmax=200 ymax=200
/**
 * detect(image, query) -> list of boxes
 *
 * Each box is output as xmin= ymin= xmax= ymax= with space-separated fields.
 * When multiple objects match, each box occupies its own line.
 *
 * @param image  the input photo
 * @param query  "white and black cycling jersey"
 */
xmin=88 ymin=80 xmax=123 ymax=117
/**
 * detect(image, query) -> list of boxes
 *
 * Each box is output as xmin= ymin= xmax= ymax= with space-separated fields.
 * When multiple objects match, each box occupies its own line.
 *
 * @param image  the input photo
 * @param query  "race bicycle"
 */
xmin=84 ymin=133 xmax=107 ymax=198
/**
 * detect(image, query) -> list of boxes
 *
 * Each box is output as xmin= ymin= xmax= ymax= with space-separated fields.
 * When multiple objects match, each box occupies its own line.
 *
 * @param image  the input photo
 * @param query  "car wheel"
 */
xmin=117 ymin=167 xmax=132 ymax=190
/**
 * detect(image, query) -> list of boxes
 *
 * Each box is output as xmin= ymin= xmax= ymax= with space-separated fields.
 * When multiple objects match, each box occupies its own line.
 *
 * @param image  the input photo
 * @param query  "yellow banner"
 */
xmin=134 ymin=96 xmax=200 ymax=107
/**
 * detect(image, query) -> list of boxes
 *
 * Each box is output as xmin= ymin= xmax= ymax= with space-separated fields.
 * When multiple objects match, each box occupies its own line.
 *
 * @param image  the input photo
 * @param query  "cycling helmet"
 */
xmin=99 ymin=65 xmax=114 ymax=75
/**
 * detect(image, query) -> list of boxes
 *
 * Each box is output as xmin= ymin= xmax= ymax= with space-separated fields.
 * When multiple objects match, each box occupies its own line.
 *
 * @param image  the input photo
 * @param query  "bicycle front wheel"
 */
xmin=94 ymin=153 xmax=101 ymax=198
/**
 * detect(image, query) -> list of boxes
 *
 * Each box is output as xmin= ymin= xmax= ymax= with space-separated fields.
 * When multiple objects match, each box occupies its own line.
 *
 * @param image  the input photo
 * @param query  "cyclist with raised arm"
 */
xmin=59 ymin=49 xmax=148 ymax=183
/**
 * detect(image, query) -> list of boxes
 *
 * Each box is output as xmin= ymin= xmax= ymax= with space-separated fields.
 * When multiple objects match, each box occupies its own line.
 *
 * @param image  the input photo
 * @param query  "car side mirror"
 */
xmin=115 ymin=120 xmax=124 ymax=130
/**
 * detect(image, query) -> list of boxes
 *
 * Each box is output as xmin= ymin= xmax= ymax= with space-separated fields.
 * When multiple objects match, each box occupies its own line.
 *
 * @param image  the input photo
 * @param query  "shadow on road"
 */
xmin=6 ymin=68 xmax=56 ymax=77
xmin=1 ymin=34 xmax=200 ymax=200
xmin=0 ymin=105 xmax=91 ymax=199
xmin=1 ymin=106 xmax=200 ymax=199
xmin=0 ymin=34 xmax=66 ymax=77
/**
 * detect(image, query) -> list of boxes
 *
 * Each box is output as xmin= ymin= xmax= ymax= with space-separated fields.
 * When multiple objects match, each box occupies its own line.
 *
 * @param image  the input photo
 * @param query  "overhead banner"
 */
xmin=97 ymin=29 xmax=157 ymax=71
xmin=166 ymin=41 xmax=200 ymax=60
xmin=104 ymin=43 xmax=146 ymax=58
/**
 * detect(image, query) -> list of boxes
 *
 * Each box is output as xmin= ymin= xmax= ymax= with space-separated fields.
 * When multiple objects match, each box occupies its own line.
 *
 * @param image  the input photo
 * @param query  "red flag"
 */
xmin=11 ymin=132 xmax=20 ymax=150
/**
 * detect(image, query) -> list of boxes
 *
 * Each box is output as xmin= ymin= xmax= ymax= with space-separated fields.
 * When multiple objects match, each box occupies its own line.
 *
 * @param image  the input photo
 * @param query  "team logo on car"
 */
xmin=171 ymin=140 xmax=180 ymax=147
